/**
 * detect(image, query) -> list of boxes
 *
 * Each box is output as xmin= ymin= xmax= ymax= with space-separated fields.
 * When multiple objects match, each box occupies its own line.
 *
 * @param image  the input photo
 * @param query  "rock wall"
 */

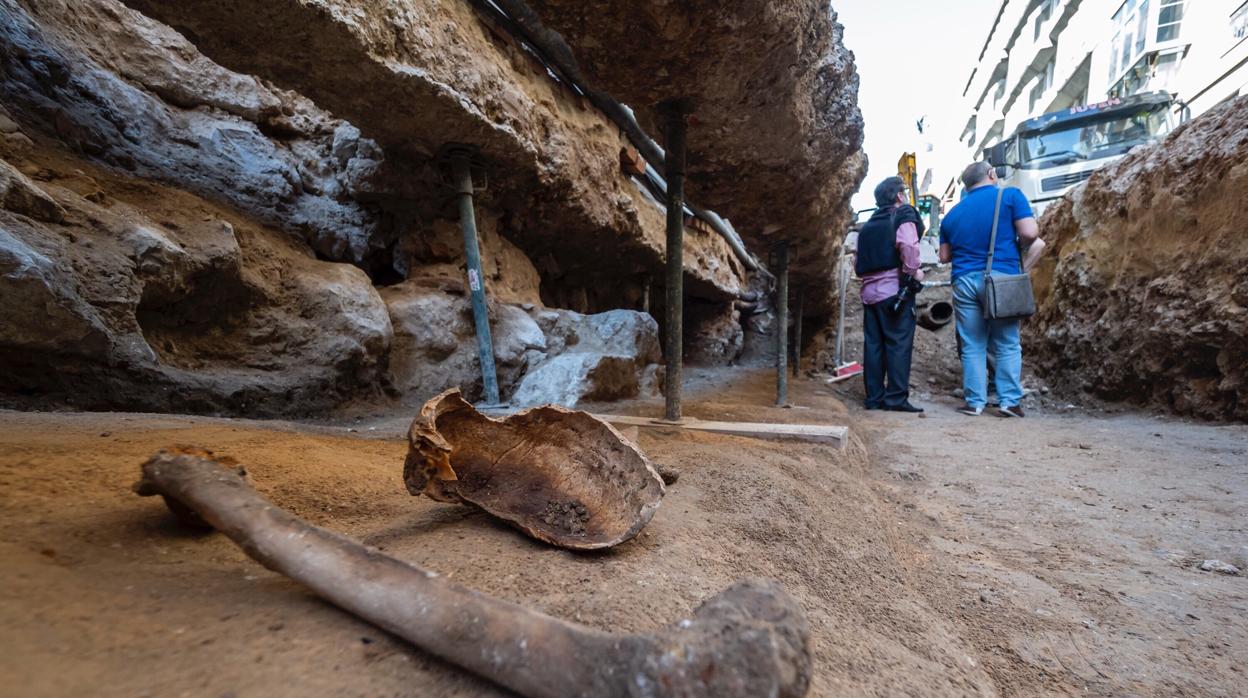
xmin=521 ymin=0 xmax=867 ymax=312
xmin=0 ymin=0 xmax=759 ymax=414
xmin=1026 ymin=96 xmax=1248 ymax=421
xmin=0 ymin=0 xmax=864 ymax=415
xmin=117 ymin=0 xmax=750 ymax=302
xmin=0 ymin=148 xmax=391 ymax=414
xmin=0 ymin=0 xmax=391 ymax=263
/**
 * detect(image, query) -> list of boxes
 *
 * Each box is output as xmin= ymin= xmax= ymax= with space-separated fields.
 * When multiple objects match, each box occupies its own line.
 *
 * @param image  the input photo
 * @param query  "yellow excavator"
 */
xmin=896 ymin=151 xmax=941 ymax=231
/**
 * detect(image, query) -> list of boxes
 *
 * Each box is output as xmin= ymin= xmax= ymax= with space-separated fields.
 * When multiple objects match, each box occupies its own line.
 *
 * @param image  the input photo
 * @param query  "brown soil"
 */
xmin=1025 ymin=95 xmax=1248 ymax=421
xmin=2 ymin=370 xmax=1245 ymax=696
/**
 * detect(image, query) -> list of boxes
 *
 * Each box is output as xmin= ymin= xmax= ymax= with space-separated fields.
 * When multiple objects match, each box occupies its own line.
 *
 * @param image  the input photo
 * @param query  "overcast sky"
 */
xmin=837 ymin=0 xmax=997 ymax=211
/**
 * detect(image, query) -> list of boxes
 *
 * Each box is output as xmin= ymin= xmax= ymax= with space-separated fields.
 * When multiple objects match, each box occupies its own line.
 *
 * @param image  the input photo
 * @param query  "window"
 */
xmin=1110 ymin=0 xmax=1150 ymax=83
xmin=1232 ymin=2 xmax=1248 ymax=42
xmin=992 ymin=77 xmax=1007 ymax=108
xmin=1029 ymin=59 xmax=1056 ymax=111
xmin=1157 ymin=0 xmax=1185 ymax=42
xmin=1154 ymin=51 xmax=1181 ymax=85
xmin=1018 ymin=107 xmax=1171 ymax=169
xmin=1034 ymin=0 xmax=1059 ymax=40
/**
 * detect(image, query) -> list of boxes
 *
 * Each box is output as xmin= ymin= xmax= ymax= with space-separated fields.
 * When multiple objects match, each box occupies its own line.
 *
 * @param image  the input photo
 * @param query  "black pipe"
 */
xmin=918 ymin=300 xmax=954 ymax=331
xmin=662 ymin=104 xmax=688 ymax=422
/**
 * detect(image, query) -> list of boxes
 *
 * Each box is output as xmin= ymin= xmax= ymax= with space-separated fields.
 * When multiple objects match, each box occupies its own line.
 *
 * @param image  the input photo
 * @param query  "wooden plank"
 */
xmin=594 ymin=414 xmax=848 ymax=449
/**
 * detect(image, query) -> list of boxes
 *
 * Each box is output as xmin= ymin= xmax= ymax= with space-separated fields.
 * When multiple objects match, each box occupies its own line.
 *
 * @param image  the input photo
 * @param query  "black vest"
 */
xmin=855 ymin=207 xmax=903 ymax=276
xmin=855 ymin=204 xmax=925 ymax=276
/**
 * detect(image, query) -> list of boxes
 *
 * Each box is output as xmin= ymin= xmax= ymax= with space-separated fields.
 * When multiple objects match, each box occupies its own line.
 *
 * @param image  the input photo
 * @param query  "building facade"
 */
xmin=950 ymin=0 xmax=1247 ymax=186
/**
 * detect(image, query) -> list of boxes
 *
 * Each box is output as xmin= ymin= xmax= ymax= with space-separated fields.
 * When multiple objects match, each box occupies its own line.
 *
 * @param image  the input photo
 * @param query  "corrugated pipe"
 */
xmin=472 ymin=0 xmax=763 ymax=274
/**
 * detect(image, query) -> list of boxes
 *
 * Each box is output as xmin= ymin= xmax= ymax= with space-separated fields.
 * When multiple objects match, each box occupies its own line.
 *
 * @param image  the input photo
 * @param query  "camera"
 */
xmin=891 ymin=275 xmax=924 ymax=313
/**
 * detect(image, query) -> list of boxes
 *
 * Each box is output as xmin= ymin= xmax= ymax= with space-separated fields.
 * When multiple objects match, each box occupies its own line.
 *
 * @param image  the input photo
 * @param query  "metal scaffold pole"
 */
xmin=793 ymin=285 xmax=804 ymax=378
xmin=660 ymin=102 xmax=689 ymax=423
xmin=449 ymin=148 xmax=501 ymax=406
xmin=775 ymin=241 xmax=790 ymax=406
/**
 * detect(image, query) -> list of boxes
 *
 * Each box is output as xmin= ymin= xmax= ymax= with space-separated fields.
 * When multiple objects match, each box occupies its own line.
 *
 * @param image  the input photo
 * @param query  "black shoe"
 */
xmin=864 ymin=404 xmax=883 ymax=411
xmin=885 ymin=402 xmax=924 ymax=413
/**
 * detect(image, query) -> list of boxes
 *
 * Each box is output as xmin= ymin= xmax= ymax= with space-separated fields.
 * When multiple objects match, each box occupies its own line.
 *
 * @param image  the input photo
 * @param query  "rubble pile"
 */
xmin=1026 ymin=95 xmax=1248 ymax=421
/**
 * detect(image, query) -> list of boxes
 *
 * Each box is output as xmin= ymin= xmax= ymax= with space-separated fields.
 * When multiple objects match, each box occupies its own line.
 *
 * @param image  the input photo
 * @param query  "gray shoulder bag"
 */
xmin=980 ymin=186 xmax=1036 ymax=320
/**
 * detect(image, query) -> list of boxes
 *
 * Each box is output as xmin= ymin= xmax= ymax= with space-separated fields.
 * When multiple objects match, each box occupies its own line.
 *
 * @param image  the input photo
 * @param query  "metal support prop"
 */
xmin=792 ymin=286 xmax=804 ymax=378
xmin=450 ymin=149 xmax=501 ymax=406
xmin=775 ymin=241 xmax=790 ymax=406
xmin=661 ymin=105 xmax=688 ymax=422
xmin=642 ymin=275 xmax=651 ymax=315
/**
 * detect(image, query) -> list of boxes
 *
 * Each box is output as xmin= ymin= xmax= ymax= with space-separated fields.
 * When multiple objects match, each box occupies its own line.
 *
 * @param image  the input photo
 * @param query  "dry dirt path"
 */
xmin=1 ymin=371 xmax=1244 ymax=696
xmin=858 ymin=400 xmax=1248 ymax=696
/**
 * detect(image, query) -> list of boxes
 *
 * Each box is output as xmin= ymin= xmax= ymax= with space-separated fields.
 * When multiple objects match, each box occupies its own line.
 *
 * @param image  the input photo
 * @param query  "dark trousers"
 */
xmin=862 ymin=297 xmax=916 ymax=408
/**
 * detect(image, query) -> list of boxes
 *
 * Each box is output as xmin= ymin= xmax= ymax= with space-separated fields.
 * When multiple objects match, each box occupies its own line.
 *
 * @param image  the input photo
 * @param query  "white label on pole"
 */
xmin=468 ymin=268 xmax=482 ymax=292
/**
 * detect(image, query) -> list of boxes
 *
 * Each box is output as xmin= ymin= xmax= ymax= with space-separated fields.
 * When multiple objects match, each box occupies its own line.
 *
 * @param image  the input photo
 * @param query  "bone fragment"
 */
xmin=404 ymin=389 xmax=664 ymax=550
xmin=134 ymin=449 xmax=811 ymax=697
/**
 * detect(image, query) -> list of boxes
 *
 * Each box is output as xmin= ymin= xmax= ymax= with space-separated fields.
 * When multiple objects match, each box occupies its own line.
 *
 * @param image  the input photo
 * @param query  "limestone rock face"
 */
xmin=395 ymin=215 xmax=543 ymax=307
xmin=512 ymin=353 xmax=640 ymax=408
xmin=685 ymin=301 xmax=745 ymax=366
xmin=380 ymin=284 xmax=547 ymax=404
xmin=0 ymin=227 xmax=110 ymax=356
xmin=0 ymin=155 xmax=392 ymax=415
xmin=0 ymin=0 xmax=865 ymax=415
xmin=514 ymin=308 xmax=663 ymax=407
xmin=119 ymin=0 xmax=750 ymax=301
xmin=0 ymin=159 xmax=65 ymax=223
xmin=534 ymin=309 xmax=663 ymax=366
xmin=0 ymin=0 xmax=389 ymax=263
xmin=382 ymin=291 xmax=660 ymax=408
xmin=1026 ymin=96 xmax=1248 ymax=421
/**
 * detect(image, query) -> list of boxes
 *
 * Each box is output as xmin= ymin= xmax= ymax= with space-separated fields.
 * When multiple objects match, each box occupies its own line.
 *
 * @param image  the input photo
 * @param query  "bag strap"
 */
xmin=985 ymin=186 xmax=1006 ymax=276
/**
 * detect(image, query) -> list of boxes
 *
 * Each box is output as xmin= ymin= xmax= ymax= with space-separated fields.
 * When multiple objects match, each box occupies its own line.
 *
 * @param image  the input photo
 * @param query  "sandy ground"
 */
xmin=852 ymin=399 xmax=1248 ymax=696
xmin=1 ymin=370 xmax=1245 ymax=696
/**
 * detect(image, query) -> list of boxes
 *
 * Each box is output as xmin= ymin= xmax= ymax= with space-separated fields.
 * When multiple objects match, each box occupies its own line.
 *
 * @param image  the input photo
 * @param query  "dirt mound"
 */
xmin=1026 ymin=95 xmax=1248 ymax=421
xmin=0 ymin=372 xmax=1059 ymax=696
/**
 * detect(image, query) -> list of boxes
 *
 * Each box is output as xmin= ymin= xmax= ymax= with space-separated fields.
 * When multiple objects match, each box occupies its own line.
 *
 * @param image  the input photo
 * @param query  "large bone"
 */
xmin=404 ymin=389 xmax=664 ymax=550
xmin=135 ymin=450 xmax=812 ymax=697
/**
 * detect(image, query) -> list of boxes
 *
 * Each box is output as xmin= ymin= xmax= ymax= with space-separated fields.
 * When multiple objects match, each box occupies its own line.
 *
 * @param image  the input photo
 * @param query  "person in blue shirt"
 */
xmin=938 ymin=162 xmax=1046 ymax=417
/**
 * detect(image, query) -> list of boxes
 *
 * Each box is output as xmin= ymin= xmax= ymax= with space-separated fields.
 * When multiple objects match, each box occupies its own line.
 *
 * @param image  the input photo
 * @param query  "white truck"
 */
xmin=986 ymin=91 xmax=1177 ymax=216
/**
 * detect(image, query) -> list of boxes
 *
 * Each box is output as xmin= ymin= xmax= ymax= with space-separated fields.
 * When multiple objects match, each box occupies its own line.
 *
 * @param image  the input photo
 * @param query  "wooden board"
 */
xmin=594 ymin=414 xmax=849 ymax=449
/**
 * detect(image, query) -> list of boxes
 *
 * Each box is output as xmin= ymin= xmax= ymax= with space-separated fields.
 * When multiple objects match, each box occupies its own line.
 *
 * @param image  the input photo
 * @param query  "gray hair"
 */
xmin=961 ymin=161 xmax=993 ymax=189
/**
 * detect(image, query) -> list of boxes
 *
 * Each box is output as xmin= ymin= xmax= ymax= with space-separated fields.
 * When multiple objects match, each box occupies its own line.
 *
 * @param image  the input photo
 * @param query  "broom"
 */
xmin=828 ymin=253 xmax=862 ymax=383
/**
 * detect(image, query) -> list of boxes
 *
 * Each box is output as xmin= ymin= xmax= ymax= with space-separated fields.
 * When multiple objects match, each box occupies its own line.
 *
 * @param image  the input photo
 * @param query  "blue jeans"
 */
xmin=953 ymin=272 xmax=1023 ymax=409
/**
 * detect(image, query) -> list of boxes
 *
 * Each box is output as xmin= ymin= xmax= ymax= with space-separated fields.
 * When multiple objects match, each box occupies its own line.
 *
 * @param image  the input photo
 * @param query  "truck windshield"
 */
xmin=1019 ymin=107 xmax=1169 ymax=169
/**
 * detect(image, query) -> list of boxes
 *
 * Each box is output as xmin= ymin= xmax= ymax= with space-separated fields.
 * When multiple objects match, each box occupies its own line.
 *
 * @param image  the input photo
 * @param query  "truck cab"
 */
xmin=986 ymin=91 xmax=1177 ymax=216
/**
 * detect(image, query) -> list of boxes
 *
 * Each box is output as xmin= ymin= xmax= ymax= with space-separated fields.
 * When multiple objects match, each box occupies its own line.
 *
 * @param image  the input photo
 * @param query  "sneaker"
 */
xmin=957 ymin=404 xmax=984 ymax=416
xmin=885 ymin=402 xmax=924 ymax=413
xmin=997 ymin=405 xmax=1025 ymax=418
